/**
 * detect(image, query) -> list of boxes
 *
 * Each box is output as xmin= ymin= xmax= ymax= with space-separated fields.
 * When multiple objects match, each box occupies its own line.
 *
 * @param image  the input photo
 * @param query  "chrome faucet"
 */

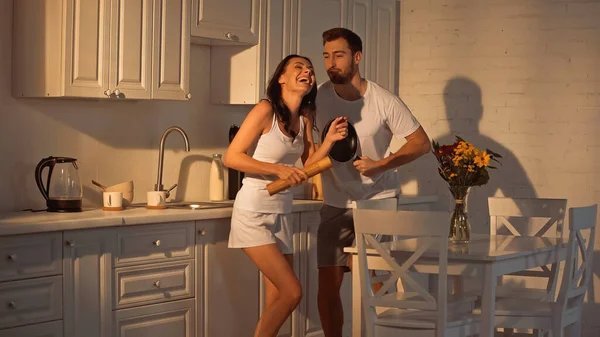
xmin=155 ymin=126 xmax=191 ymax=197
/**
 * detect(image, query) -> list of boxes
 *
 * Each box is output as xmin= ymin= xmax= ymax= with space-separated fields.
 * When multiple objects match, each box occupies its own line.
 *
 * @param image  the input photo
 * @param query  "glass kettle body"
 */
xmin=35 ymin=156 xmax=83 ymax=212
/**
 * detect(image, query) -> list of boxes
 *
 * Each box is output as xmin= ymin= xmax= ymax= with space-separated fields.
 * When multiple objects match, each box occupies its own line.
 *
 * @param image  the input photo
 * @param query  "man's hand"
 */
xmin=353 ymin=157 xmax=384 ymax=177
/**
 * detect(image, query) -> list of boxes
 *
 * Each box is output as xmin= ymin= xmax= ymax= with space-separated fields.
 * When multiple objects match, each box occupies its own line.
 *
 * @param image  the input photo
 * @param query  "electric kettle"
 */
xmin=35 ymin=156 xmax=83 ymax=212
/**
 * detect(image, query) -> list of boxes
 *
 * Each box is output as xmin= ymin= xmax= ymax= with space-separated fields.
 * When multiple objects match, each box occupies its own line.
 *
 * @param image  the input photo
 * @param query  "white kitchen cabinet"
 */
xmin=191 ymin=0 xmax=259 ymax=45
xmin=113 ymin=299 xmax=195 ymax=337
xmin=294 ymin=0 xmax=347 ymax=86
xmin=209 ymin=0 xmax=293 ymax=104
xmin=347 ymin=0 xmax=397 ymax=92
xmin=255 ymin=212 xmax=301 ymax=337
xmin=12 ymin=0 xmax=190 ymax=100
xmin=0 ymin=320 xmax=64 ymax=337
xmin=368 ymin=0 xmax=397 ymax=92
xmin=195 ymin=218 xmax=261 ymax=337
xmin=63 ymin=228 xmax=115 ymax=337
xmin=297 ymin=211 xmax=352 ymax=337
xmin=210 ymin=0 xmax=346 ymax=104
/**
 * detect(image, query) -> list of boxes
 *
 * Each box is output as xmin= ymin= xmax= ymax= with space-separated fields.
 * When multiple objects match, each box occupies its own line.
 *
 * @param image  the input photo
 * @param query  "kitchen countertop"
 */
xmin=0 ymin=195 xmax=439 ymax=237
xmin=0 ymin=200 xmax=323 ymax=236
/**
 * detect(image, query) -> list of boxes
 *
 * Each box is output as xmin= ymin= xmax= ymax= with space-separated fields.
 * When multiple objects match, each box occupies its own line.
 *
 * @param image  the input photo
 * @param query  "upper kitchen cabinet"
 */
xmin=294 ymin=0 xmax=347 ymax=86
xmin=347 ymin=0 xmax=397 ymax=92
xmin=191 ymin=0 xmax=259 ymax=45
xmin=12 ymin=0 xmax=191 ymax=100
xmin=210 ymin=0 xmax=347 ymax=104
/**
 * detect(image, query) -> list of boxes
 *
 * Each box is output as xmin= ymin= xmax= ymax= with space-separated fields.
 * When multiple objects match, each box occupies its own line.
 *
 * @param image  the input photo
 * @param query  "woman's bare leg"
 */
xmin=244 ymin=245 xmax=301 ymax=337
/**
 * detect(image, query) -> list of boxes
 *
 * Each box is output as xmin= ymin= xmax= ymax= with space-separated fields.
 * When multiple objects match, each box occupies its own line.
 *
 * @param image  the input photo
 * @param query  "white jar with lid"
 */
xmin=209 ymin=153 xmax=225 ymax=201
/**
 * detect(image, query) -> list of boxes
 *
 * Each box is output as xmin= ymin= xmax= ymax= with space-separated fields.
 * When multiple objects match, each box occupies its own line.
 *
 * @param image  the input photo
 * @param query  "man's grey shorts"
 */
xmin=317 ymin=204 xmax=354 ymax=271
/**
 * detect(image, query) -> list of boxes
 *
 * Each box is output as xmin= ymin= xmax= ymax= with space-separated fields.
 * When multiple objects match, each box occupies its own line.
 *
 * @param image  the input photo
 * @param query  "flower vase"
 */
xmin=449 ymin=189 xmax=471 ymax=244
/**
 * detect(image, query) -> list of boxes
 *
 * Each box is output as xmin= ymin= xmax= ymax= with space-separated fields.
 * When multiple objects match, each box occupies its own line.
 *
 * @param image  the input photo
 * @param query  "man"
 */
xmin=315 ymin=27 xmax=431 ymax=337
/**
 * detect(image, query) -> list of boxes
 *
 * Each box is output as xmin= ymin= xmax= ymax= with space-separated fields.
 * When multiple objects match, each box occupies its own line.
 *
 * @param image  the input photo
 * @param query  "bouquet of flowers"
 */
xmin=432 ymin=136 xmax=502 ymax=242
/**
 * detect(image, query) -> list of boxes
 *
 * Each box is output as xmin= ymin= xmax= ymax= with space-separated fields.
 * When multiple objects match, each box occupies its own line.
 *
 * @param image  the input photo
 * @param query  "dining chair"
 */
xmin=488 ymin=197 xmax=568 ymax=301
xmin=489 ymin=204 xmax=597 ymax=337
xmin=353 ymin=208 xmax=480 ymax=337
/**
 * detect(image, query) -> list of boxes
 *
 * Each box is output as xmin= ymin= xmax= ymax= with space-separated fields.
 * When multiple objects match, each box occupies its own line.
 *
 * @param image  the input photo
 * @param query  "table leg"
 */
xmin=352 ymin=254 xmax=362 ymax=337
xmin=481 ymin=264 xmax=497 ymax=337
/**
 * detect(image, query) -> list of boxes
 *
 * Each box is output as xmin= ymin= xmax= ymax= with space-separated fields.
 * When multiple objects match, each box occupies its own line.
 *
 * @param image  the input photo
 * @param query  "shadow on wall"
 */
xmin=400 ymin=76 xmax=537 ymax=233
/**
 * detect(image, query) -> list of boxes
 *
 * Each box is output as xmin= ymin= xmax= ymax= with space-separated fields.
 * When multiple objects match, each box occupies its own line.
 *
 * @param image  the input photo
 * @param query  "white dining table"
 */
xmin=344 ymin=234 xmax=568 ymax=337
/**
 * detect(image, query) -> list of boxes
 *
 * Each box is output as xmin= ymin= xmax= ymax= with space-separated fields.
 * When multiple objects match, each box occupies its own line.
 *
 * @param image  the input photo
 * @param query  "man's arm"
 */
xmin=353 ymin=126 xmax=430 ymax=177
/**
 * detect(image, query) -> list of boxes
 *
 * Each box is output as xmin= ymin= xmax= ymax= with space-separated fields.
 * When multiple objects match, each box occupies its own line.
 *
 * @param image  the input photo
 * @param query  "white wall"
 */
xmin=396 ymin=1 xmax=600 ymax=335
xmin=0 ymin=0 xmax=252 ymax=212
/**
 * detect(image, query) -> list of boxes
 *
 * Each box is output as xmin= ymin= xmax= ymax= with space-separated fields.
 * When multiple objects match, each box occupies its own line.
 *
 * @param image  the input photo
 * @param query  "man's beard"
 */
xmin=327 ymin=64 xmax=357 ymax=84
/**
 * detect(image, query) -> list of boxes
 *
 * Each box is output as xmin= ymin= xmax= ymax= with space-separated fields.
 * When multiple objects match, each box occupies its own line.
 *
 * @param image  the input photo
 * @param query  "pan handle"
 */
xmin=266 ymin=157 xmax=333 ymax=196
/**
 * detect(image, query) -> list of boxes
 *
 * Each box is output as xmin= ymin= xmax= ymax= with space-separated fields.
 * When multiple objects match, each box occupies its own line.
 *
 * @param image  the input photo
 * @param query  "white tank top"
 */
xmin=233 ymin=113 xmax=305 ymax=213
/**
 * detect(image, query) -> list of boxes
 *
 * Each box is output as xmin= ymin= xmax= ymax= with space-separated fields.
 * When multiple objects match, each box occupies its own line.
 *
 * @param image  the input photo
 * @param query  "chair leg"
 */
xmin=565 ymin=321 xmax=582 ymax=337
xmin=552 ymin=321 xmax=564 ymax=337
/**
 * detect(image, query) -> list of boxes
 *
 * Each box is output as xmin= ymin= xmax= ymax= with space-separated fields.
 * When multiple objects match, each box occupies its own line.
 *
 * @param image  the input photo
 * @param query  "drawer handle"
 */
xmin=7 ymin=301 xmax=16 ymax=309
xmin=6 ymin=254 xmax=17 ymax=261
xmin=225 ymin=32 xmax=233 ymax=39
xmin=153 ymin=280 xmax=161 ymax=288
xmin=198 ymin=228 xmax=206 ymax=236
xmin=153 ymin=240 xmax=161 ymax=247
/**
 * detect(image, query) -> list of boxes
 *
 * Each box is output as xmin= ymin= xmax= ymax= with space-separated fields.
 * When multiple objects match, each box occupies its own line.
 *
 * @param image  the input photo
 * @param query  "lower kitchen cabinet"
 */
xmin=63 ymin=228 xmax=115 ymax=337
xmin=113 ymin=298 xmax=195 ymax=337
xmin=195 ymin=218 xmax=261 ymax=337
xmin=0 ymin=320 xmax=63 ymax=337
xmin=2 ymin=210 xmax=332 ymax=337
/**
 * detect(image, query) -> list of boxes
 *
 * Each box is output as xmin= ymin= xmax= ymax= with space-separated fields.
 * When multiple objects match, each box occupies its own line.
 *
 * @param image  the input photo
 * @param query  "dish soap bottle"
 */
xmin=209 ymin=154 xmax=225 ymax=201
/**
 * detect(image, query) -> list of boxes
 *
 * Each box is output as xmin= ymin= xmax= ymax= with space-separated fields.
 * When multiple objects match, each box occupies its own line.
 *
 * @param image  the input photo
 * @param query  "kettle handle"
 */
xmin=35 ymin=156 xmax=56 ymax=201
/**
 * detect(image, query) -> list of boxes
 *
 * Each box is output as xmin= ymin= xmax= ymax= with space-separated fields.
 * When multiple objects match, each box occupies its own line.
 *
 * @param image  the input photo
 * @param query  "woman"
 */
xmin=224 ymin=54 xmax=347 ymax=337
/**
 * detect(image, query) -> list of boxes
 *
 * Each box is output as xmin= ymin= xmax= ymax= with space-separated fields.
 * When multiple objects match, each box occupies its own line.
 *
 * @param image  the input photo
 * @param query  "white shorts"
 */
xmin=228 ymin=207 xmax=294 ymax=254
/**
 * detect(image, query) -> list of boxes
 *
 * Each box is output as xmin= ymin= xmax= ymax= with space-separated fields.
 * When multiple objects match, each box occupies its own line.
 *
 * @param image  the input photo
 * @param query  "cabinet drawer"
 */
xmin=114 ymin=260 xmax=194 ymax=309
xmin=0 ymin=276 xmax=63 ymax=329
xmin=0 ymin=233 xmax=62 ymax=282
xmin=114 ymin=298 xmax=195 ymax=337
xmin=115 ymin=222 xmax=194 ymax=266
xmin=0 ymin=320 xmax=63 ymax=337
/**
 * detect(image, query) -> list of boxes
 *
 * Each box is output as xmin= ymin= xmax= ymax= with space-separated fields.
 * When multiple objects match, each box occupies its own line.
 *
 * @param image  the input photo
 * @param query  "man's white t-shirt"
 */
xmin=315 ymin=80 xmax=421 ymax=208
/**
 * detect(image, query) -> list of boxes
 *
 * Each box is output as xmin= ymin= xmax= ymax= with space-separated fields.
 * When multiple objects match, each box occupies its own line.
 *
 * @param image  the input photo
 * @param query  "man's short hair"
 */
xmin=322 ymin=27 xmax=363 ymax=54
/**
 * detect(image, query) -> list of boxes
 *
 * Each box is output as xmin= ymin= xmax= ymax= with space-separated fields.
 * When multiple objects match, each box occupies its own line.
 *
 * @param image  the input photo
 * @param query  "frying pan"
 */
xmin=266 ymin=118 xmax=359 ymax=195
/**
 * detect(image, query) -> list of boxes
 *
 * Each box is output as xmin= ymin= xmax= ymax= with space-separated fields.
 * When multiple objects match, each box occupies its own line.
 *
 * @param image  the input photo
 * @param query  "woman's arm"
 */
xmin=224 ymin=101 xmax=309 ymax=185
xmin=302 ymin=115 xmax=348 ymax=167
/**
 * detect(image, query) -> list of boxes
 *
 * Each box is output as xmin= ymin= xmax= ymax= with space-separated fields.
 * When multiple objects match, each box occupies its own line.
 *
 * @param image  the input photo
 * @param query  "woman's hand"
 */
xmin=274 ymin=164 xmax=309 ymax=186
xmin=324 ymin=117 xmax=349 ymax=144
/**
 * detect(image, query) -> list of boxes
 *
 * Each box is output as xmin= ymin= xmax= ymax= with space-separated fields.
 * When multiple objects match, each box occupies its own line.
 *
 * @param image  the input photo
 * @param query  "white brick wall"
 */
xmin=396 ymin=1 xmax=600 ymax=335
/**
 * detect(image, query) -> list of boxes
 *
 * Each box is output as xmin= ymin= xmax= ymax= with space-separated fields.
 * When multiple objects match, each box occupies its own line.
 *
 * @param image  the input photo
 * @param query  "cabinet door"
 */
xmin=259 ymin=0 xmax=295 ymax=100
xmin=63 ymin=229 xmax=114 ymax=337
xmin=256 ymin=213 xmax=301 ymax=337
xmin=191 ymin=0 xmax=259 ymax=44
xmin=196 ymin=219 xmax=260 ymax=337
xmin=109 ymin=0 xmax=153 ymax=99
xmin=152 ymin=0 xmax=191 ymax=100
xmin=63 ymin=0 xmax=111 ymax=98
xmin=114 ymin=299 xmax=195 ymax=337
xmin=295 ymin=0 xmax=347 ymax=85
xmin=346 ymin=0 xmax=371 ymax=79
xmin=0 ymin=320 xmax=63 ymax=337
xmin=369 ymin=0 xmax=396 ymax=92
xmin=298 ymin=211 xmax=352 ymax=337
xmin=209 ymin=0 xmax=292 ymax=105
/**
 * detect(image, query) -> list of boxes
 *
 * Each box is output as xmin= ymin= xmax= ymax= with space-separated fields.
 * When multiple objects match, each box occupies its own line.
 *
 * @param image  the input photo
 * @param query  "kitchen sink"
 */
xmin=165 ymin=201 xmax=233 ymax=210
xmin=129 ymin=201 xmax=233 ymax=210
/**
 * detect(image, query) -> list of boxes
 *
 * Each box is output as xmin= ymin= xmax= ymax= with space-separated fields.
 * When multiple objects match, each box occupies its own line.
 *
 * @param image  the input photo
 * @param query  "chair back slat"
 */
xmin=353 ymin=209 xmax=452 ymax=335
xmin=488 ymin=197 xmax=568 ymax=298
xmin=557 ymin=204 xmax=597 ymax=312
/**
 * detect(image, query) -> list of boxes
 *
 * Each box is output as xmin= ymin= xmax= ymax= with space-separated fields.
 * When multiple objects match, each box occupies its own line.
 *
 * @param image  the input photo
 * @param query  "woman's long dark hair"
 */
xmin=266 ymin=54 xmax=318 ymax=139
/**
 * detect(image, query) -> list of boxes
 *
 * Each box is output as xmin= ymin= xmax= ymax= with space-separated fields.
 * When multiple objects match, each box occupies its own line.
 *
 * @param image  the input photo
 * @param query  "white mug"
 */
xmin=147 ymin=191 xmax=167 ymax=207
xmin=103 ymin=192 xmax=123 ymax=208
